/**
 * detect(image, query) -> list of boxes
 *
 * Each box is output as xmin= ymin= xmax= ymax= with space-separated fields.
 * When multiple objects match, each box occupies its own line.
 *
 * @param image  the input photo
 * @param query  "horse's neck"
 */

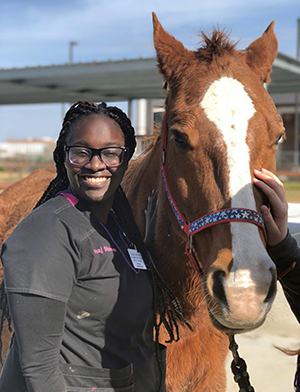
xmin=123 ymin=139 xmax=202 ymax=314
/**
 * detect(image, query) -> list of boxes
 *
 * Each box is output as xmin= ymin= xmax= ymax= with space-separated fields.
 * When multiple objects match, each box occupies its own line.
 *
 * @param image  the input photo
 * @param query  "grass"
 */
xmin=282 ymin=181 xmax=300 ymax=203
xmin=1 ymin=171 xmax=300 ymax=202
xmin=0 ymin=171 xmax=31 ymax=183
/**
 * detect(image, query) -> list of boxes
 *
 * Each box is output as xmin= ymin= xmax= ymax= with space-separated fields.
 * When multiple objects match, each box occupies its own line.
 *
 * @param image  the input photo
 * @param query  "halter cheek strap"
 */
xmin=161 ymin=115 xmax=267 ymax=276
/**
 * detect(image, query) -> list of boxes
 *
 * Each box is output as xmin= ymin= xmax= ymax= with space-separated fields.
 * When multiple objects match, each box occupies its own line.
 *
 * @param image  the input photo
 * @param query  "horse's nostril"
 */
xmin=212 ymin=270 xmax=229 ymax=308
xmin=264 ymin=268 xmax=277 ymax=303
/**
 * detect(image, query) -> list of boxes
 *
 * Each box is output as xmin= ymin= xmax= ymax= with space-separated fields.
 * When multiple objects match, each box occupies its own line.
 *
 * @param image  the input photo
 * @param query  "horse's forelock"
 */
xmin=196 ymin=30 xmax=237 ymax=62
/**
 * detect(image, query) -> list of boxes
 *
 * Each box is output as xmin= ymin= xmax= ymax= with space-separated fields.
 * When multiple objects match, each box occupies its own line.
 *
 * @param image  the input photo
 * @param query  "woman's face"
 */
xmin=65 ymin=114 xmax=128 ymax=206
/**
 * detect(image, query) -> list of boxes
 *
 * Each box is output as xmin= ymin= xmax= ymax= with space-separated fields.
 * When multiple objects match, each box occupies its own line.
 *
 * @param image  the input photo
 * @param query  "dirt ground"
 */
xmin=226 ymin=204 xmax=300 ymax=392
xmin=225 ymin=285 xmax=299 ymax=392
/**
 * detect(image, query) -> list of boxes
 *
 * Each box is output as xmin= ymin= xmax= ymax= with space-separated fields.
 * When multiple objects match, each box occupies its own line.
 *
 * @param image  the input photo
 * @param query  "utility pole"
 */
xmin=298 ymin=18 xmax=300 ymax=61
xmin=69 ymin=41 xmax=78 ymax=64
xmin=294 ymin=19 xmax=300 ymax=169
xmin=63 ymin=41 xmax=78 ymax=121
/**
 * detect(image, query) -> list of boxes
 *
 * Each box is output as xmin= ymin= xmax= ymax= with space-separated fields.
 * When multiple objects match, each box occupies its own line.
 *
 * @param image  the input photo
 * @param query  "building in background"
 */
xmin=272 ymin=93 xmax=300 ymax=170
xmin=0 ymin=137 xmax=55 ymax=161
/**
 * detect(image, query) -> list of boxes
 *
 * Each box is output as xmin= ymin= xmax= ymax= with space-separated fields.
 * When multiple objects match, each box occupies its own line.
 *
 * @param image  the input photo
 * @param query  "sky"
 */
xmin=0 ymin=0 xmax=299 ymax=142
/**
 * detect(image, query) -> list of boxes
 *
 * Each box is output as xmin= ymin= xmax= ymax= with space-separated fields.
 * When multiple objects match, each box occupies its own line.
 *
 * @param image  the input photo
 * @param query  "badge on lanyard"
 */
xmin=127 ymin=248 xmax=148 ymax=270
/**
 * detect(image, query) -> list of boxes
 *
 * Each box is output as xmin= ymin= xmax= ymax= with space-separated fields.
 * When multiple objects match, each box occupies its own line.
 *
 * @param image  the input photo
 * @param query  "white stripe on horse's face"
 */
xmin=200 ymin=77 xmax=274 ymax=326
xmin=200 ymin=76 xmax=255 ymax=207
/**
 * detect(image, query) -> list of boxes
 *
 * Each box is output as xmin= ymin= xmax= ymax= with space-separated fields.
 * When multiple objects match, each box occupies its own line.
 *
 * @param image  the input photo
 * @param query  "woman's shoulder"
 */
xmin=34 ymin=193 xmax=74 ymax=213
xmin=5 ymin=195 xmax=91 ymax=245
xmin=16 ymin=195 xmax=72 ymax=226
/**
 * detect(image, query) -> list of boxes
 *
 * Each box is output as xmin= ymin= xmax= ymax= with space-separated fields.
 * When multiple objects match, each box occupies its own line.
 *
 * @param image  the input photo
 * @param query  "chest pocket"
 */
xmin=60 ymin=363 xmax=134 ymax=392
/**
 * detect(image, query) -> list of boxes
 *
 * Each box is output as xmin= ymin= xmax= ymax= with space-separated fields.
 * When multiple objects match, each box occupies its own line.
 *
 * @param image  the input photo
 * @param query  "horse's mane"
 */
xmin=196 ymin=30 xmax=237 ymax=62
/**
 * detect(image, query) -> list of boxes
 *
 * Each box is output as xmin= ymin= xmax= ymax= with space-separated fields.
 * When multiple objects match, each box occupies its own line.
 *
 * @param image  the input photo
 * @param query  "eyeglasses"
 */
xmin=65 ymin=146 xmax=128 ymax=168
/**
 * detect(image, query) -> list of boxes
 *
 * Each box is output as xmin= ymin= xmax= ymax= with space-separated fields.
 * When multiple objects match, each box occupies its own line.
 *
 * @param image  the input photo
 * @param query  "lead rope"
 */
xmin=228 ymin=335 xmax=255 ymax=392
xmin=294 ymin=354 xmax=300 ymax=391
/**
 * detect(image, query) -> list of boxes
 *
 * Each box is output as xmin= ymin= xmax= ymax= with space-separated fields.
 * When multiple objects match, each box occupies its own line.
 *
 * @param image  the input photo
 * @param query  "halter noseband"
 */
xmin=161 ymin=115 xmax=267 ymax=276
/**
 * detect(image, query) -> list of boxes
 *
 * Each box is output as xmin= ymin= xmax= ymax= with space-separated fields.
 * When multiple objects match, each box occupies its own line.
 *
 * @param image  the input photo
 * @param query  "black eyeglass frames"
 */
xmin=65 ymin=146 xmax=128 ymax=168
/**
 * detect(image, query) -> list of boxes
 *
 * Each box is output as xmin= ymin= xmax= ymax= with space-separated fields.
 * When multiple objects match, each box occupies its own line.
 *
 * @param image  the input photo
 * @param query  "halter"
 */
xmin=161 ymin=115 xmax=267 ymax=276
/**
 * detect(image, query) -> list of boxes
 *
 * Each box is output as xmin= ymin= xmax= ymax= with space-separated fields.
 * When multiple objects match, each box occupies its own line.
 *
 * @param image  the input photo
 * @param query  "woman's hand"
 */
xmin=253 ymin=169 xmax=288 ymax=247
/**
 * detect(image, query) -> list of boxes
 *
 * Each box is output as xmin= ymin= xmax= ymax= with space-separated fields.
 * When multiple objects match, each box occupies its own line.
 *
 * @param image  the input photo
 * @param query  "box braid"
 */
xmin=0 ymin=280 xmax=12 ymax=364
xmin=112 ymin=186 xmax=192 ymax=388
xmin=0 ymin=101 xmax=190 ymax=367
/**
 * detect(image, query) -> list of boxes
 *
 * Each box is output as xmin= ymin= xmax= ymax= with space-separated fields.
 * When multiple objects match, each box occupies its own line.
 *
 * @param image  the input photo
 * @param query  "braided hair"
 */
xmin=0 ymin=101 xmax=190 ymax=368
xmin=35 ymin=101 xmax=136 ymax=207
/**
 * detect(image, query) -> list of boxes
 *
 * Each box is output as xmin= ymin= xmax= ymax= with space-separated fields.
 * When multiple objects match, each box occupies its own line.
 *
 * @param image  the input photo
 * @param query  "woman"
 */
xmin=254 ymin=168 xmax=300 ymax=391
xmin=0 ymin=101 xmax=185 ymax=392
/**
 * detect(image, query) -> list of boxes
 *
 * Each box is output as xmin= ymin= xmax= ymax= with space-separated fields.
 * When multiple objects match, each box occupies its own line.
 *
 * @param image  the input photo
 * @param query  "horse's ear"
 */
xmin=152 ymin=12 xmax=194 ymax=82
xmin=246 ymin=21 xmax=278 ymax=84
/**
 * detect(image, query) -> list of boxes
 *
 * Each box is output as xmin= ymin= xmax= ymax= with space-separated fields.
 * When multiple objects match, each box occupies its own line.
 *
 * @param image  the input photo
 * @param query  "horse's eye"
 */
xmin=274 ymin=132 xmax=285 ymax=146
xmin=171 ymin=130 xmax=189 ymax=149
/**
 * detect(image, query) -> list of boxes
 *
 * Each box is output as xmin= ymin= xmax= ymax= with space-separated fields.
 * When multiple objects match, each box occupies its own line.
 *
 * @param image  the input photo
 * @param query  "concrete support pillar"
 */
xmin=130 ymin=99 xmax=147 ymax=136
xmin=127 ymin=99 xmax=148 ymax=156
xmin=128 ymin=99 xmax=133 ymax=121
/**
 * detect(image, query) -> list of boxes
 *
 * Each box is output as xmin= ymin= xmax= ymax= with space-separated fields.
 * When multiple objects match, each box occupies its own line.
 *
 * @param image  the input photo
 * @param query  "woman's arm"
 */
xmin=266 ymin=234 xmax=300 ymax=323
xmin=8 ymin=293 xmax=67 ymax=392
xmin=253 ymin=169 xmax=300 ymax=322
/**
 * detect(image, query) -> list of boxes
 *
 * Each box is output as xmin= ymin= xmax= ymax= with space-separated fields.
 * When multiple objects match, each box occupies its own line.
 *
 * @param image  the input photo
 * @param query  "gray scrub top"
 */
xmin=1 ymin=194 xmax=166 ymax=391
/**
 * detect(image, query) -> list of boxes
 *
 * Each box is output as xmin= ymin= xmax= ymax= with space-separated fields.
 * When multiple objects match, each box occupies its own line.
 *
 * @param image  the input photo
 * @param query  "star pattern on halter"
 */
xmin=189 ymin=208 xmax=265 ymax=235
xmin=161 ymin=166 xmax=265 ymax=236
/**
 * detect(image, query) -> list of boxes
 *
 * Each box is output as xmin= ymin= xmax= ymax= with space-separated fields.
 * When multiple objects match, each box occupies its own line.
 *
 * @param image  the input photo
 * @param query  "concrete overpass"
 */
xmin=1 ymin=54 xmax=300 ymax=160
xmin=0 ymin=54 xmax=300 ymax=105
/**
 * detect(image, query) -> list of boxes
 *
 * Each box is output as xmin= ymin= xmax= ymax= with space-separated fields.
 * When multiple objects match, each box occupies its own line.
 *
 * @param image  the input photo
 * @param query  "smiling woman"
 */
xmin=0 ymin=101 xmax=187 ymax=392
xmin=64 ymin=114 xmax=129 ymax=221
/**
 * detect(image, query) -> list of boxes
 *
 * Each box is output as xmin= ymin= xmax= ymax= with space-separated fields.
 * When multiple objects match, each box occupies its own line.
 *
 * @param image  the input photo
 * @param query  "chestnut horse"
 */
xmin=0 ymin=14 xmax=284 ymax=391
xmin=124 ymin=14 xmax=283 ymax=391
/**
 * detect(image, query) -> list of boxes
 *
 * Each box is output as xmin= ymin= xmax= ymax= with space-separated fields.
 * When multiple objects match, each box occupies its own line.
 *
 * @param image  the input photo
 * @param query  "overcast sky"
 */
xmin=0 ymin=0 xmax=299 ymax=142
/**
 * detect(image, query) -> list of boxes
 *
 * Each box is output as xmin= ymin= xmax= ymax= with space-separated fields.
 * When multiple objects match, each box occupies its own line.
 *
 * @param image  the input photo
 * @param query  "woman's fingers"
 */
xmin=253 ymin=169 xmax=288 ymax=246
xmin=254 ymin=169 xmax=286 ymax=203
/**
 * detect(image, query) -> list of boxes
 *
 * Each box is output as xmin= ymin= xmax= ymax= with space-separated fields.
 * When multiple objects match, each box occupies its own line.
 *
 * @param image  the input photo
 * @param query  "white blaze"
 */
xmin=200 ymin=77 xmax=255 ymax=205
xmin=200 ymin=77 xmax=274 ymax=294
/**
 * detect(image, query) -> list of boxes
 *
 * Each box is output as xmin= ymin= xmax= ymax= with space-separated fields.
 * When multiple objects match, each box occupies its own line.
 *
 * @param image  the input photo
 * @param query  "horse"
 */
xmin=123 ymin=14 xmax=283 ymax=390
xmin=0 ymin=13 xmax=284 ymax=391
